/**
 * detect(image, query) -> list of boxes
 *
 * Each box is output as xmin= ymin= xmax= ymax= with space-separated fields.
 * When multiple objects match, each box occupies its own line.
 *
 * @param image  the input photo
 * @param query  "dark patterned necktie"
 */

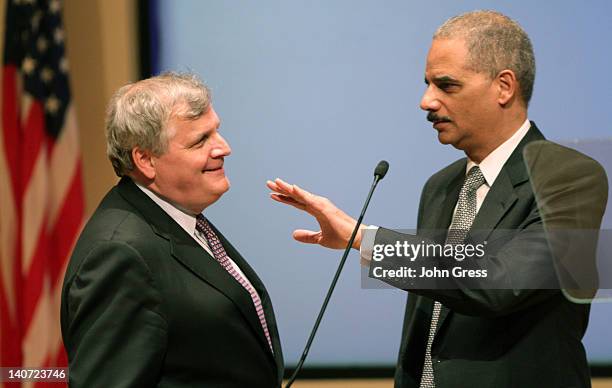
xmin=420 ymin=166 xmax=485 ymax=388
xmin=195 ymin=215 xmax=273 ymax=353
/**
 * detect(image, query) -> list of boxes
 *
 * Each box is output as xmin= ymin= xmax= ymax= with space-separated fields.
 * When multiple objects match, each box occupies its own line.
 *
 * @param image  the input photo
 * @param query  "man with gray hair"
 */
xmin=61 ymin=72 xmax=284 ymax=387
xmin=268 ymin=10 xmax=594 ymax=387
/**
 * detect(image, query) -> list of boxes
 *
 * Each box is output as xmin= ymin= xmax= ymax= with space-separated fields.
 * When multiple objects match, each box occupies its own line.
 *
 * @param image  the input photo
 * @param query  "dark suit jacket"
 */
xmin=61 ymin=177 xmax=284 ymax=388
xmin=377 ymin=124 xmax=594 ymax=388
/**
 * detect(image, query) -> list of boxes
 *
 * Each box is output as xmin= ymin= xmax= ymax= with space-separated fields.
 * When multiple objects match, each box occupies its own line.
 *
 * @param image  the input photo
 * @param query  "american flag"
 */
xmin=1 ymin=0 xmax=85 ymax=386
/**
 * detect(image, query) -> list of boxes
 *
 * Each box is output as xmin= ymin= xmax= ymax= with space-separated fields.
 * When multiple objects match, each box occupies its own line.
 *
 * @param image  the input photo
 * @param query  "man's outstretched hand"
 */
xmin=266 ymin=178 xmax=365 ymax=250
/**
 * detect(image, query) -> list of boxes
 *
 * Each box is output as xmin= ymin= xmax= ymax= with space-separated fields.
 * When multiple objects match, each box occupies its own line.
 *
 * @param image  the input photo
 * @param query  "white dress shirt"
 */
xmin=360 ymin=119 xmax=531 ymax=263
xmin=136 ymin=183 xmax=258 ymax=291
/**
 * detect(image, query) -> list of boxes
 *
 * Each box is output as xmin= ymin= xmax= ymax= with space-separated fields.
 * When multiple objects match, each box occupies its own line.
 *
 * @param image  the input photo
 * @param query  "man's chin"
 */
xmin=437 ymin=131 xmax=455 ymax=145
xmin=213 ymin=179 xmax=231 ymax=197
xmin=207 ymin=174 xmax=230 ymax=189
xmin=221 ymin=178 xmax=230 ymax=192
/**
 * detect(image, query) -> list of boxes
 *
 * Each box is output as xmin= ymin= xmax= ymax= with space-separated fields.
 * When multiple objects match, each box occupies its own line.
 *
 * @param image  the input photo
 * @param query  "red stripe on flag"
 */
xmin=20 ymin=101 xmax=46 ymax=189
xmin=21 ymin=217 xmax=49 ymax=331
xmin=49 ymin=163 xmax=85 ymax=285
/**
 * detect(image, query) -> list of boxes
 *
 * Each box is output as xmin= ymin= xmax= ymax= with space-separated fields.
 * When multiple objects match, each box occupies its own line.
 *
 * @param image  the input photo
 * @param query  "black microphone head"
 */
xmin=374 ymin=160 xmax=389 ymax=180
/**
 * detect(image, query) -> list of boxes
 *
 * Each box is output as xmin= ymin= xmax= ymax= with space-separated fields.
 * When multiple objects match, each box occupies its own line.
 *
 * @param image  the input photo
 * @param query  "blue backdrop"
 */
xmin=154 ymin=0 xmax=612 ymax=366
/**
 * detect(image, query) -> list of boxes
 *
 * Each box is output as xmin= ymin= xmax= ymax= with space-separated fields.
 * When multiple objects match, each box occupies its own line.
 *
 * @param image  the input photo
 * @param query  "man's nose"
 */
xmin=210 ymin=133 xmax=232 ymax=158
xmin=420 ymin=86 xmax=441 ymax=111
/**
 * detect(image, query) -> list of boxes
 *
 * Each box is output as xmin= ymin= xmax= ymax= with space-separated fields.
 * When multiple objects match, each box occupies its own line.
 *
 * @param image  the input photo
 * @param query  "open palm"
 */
xmin=266 ymin=178 xmax=363 ymax=249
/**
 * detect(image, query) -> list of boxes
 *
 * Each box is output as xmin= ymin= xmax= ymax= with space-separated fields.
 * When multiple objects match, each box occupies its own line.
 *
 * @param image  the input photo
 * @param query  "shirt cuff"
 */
xmin=360 ymin=225 xmax=379 ymax=267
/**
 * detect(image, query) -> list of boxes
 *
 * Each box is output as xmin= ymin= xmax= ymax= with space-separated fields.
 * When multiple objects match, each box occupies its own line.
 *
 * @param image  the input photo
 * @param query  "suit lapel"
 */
xmin=116 ymin=178 xmax=279 ymax=371
xmin=207 ymin=221 xmax=284 ymax=374
xmin=468 ymin=170 xmax=518 ymax=241
xmin=430 ymin=166 xmax=464 ymax=336
xmin=418 ymin=160 xmax=465 ymax=236
xmin=169 ymin=237 xmax=278 ymax=359
xmin=437 ymin=167 xmax=466 ymax=231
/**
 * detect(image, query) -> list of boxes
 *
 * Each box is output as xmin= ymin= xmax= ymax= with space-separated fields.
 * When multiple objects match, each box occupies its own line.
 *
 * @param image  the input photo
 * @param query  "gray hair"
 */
xmin=105 ymin=71 xmax=211 ymax=177
xmin=434 ymin=10 xmax=536 ymax=106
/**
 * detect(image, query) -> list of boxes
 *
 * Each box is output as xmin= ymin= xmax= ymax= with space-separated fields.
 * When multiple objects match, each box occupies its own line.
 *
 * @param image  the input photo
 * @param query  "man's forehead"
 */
xmin=424 ymin=38 xmax=469 ymax=79
xmin=167 ymin=106 xmax=220 ymax=137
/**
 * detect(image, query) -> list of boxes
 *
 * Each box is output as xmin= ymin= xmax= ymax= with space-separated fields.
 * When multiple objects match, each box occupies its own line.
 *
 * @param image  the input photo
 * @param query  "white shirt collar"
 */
xmin=135 ymin=182 xmax=200 ymax=237
xmin=466 ymin=119 xmax=531 ymax=186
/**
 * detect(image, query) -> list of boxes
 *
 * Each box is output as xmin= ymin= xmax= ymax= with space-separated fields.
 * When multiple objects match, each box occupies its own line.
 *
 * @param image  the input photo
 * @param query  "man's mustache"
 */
xmin=427 ymin=112 xmax=452 ymax=123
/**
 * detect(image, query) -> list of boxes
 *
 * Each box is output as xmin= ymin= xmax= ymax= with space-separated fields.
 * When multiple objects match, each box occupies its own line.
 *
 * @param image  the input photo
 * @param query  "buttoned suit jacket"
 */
xmin=61 ymin=177 xmax=284 ymax=388
xmin=377 ymin=123 xmax=595 ymax=388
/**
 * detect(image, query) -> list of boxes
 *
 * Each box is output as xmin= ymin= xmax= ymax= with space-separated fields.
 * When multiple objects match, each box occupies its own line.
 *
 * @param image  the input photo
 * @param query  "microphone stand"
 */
xmin=285 ymin=165 xmax=387 ymax=388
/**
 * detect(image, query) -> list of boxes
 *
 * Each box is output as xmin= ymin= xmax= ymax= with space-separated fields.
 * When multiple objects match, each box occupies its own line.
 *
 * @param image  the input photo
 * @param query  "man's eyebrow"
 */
xmin=432 ymin=75 xmax=460 ymax=84
xmin=424 ymin=75 xmax=460 ymax=85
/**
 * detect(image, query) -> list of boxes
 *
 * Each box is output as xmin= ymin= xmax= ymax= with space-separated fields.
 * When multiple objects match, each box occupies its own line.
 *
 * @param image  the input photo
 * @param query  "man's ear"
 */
xmin=496 ymin=69 xmax=518 ymax=106
xmin=131 ymin=147 xmax=156 ymax=180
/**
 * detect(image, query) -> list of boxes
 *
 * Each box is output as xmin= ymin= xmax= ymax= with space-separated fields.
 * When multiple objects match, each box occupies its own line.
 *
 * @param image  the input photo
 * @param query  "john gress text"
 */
xmin=372 ymin=266 xmax=488 ymax=279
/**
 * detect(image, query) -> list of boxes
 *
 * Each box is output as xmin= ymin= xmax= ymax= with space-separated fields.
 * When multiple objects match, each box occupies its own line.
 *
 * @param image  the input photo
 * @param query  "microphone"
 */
xmin=285 ymin=160 xmax=389 ymax=388
xmin=374 ymin=160 xmax=389 ymax=180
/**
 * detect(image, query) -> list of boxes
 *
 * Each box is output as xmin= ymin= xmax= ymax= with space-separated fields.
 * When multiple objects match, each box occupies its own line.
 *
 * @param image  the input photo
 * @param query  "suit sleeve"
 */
xmin=373 ymin=207 xmax=558 ymax=318
xmin=63 ymin=241 xmax=168 ymax=388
